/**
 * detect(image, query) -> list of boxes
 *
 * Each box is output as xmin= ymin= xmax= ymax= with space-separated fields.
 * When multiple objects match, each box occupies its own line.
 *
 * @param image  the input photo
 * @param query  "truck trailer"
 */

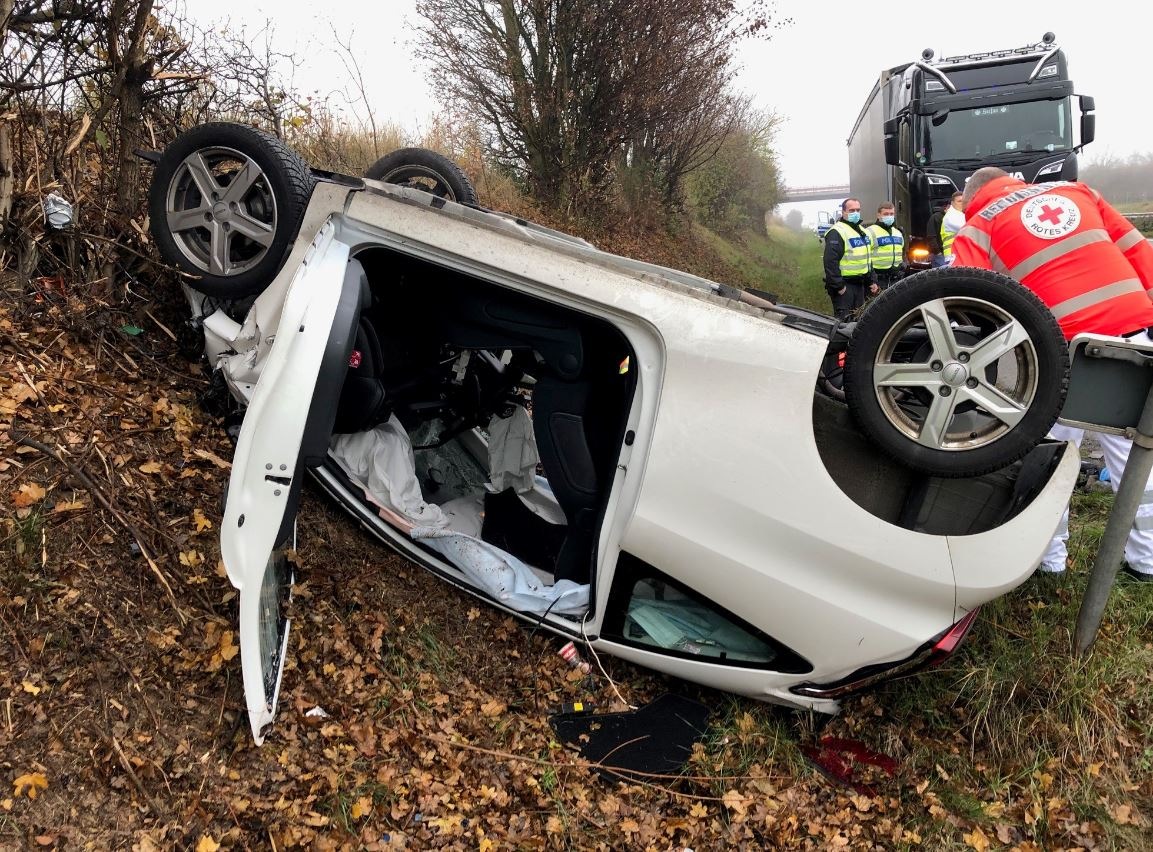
xmin=847 ymin=33 xmax=1095 ymax=268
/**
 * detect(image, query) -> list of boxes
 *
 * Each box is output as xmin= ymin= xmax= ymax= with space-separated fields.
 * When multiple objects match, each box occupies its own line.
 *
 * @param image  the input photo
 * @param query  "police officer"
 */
xmin=865 ymin=202 xmax=905 ymax=289
xmin=823 ymin=197 xmax=877 ymax=319
xmin=954 ymin=167 xmax=1153 ymax=581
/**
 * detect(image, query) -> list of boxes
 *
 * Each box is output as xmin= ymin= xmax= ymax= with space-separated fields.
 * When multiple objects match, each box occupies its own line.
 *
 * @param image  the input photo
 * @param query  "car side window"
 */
xmin=601 ymin=553 xmax=800 ymax=669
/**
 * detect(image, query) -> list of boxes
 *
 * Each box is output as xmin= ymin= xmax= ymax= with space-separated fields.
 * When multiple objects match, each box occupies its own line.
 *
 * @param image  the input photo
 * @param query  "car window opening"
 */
xmin=324 ymin=246 xmax=637 ymax=616
xmin=601 ymin=552 xmax=811 ymax=673
xmin=623 ymin=578 xmax=777 ymax=663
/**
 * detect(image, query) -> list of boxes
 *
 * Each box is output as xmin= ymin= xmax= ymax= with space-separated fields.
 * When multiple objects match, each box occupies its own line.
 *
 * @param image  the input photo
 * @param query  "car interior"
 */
xmin=324 ymin=246 xmax=638 ymax=593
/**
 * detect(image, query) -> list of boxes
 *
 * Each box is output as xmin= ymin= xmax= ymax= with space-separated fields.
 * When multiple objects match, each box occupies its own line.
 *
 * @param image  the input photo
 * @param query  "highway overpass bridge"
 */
xmin=780 ymin=184 xmax=851 ymax=203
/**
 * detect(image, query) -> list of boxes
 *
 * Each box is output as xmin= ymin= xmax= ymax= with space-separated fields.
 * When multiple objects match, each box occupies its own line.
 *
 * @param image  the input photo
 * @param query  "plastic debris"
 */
xmin=42 ymin=193 xmax=74 ymax=229
xmin=558 ymin=641 xmax=591 ymax=675
xmin=302 ymin=706 xmax=331 ymax=728
xmin=801 ymin=736 xmax=898 ymax=797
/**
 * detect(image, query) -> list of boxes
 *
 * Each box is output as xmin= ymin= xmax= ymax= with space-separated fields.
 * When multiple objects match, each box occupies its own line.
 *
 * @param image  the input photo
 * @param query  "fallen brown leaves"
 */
xmin=12 ymin=772 xmax=48 ymax=799
xmin=1 ymin=292 xmax=1150 ymax=851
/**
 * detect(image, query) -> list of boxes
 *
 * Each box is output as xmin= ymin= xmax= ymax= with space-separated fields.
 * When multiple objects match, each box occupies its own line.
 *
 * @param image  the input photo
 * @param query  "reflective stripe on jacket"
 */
xmin=952 ymin=176 xmax=1153 ymax=340
xmin=830 ymin=221 xmax=871 ymax=277
xmin=866 ymin=223 xmax=903 ymax=270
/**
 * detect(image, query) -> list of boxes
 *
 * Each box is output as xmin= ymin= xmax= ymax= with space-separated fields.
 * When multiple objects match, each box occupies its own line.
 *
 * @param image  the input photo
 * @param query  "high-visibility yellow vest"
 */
xmin=830 ymin=221 xmax=871 ymax=277
xmin=941 ymin=216 xmax=956 ymax=256
xmin=865 ymin=223 xmax=904 ymax=270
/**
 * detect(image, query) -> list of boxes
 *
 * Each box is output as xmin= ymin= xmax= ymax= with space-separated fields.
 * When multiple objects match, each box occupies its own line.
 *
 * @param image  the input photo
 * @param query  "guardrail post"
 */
xmin=1073 ymin=385 xmax=1153 ymax=655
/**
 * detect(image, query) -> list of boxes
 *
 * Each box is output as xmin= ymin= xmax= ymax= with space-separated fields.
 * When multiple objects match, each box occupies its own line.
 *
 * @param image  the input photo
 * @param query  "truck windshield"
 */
xmin=918 ymin=99 xmax=1071 ymax=164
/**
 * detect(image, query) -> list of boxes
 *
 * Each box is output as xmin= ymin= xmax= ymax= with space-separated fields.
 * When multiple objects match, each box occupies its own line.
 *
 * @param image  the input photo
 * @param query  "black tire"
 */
xmin=149 ymin=122 xmax=316 ymax=299
xmin=364 ymin=148 xmax=478 ymax=205
xmin=843 ymin=267 xmax=1068 ymax=477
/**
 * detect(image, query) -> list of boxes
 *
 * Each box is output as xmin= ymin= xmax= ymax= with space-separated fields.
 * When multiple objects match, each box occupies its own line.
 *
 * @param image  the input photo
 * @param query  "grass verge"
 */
xmin=693 ymin=222 xmax=828 ymax=312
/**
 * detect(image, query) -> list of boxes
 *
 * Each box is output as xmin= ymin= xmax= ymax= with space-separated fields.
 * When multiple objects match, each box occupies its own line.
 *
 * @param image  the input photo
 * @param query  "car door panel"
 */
xmin=221 ymin=222 xmax=361 ymax=743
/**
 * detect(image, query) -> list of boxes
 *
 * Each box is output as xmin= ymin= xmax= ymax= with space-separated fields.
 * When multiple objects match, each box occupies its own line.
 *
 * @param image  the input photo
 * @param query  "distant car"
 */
xmin=148 ymin=123 xmax=1076 ymax=743
xmin=816 ymin=211 xmax=836 ymax=240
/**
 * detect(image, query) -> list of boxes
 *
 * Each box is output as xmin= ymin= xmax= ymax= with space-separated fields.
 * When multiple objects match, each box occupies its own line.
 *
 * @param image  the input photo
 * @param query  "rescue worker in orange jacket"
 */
xmin=953 ymin=167 xmax=1153 ymax=581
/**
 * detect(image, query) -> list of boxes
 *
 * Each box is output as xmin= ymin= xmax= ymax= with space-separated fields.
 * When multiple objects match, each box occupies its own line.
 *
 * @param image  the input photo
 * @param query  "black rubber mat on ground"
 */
xmin=550 ymin=693 xmax=711 ymax=782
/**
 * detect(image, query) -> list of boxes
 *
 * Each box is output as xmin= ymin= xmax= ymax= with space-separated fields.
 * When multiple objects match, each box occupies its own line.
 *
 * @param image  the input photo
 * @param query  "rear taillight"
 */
xmin=790 ymin=608 xmax=981 ymax=701
xmin=926 ymin=607 xmax=980 ymax=661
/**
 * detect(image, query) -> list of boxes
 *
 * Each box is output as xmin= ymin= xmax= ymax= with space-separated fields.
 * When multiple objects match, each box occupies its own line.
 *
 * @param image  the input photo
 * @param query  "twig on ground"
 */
xmin=0 ymin=608 xmax=33 ymax=666
xmin=95 ymin=638 xmax=164 ymax=732
xmin=13 ymin=433 xmax=186 ymax=624
xmin=144 ymin=308 xmax=178 ymax=342
xmin=111 ymin=735 xmax=172 ymax=822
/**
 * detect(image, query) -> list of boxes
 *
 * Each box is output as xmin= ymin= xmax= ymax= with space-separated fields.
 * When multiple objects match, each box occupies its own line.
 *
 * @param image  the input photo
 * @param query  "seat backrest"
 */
xmin=332 ymin=317 xmax=388 ymax=434
xmin=531 ymin=342 xmax=634 ymax=583
xmin=533 ymin=377 xmax=598 ymax=508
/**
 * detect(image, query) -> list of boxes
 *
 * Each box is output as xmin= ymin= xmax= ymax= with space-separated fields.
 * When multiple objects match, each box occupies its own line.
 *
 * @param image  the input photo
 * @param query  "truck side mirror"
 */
xmin=1080 ymin=114 xmax=1096 ymax=147
xmin=883 ymin=117 xmax=901 ymax=136
xmin=1079 ymin=95 xmax=1096 ymax=147
xmin=884 ymin=135 xmax=900 ymax=167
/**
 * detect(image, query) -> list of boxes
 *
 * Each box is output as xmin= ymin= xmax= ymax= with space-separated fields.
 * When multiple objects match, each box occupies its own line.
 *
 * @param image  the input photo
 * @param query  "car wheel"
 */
xmin=149 ymin=123 xmax=316 ymax=298
xmin=365 ymin=148 xmax=478 ymax=205
xmin=843 ymin=267 xmax=1068 ymax=477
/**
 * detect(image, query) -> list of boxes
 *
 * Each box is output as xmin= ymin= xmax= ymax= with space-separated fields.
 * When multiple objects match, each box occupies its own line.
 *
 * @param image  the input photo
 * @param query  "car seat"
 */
xmin=532 ymin=341 xmax=633 ymax=584
xmin=333 ymin=274 xmax=391 ymax=434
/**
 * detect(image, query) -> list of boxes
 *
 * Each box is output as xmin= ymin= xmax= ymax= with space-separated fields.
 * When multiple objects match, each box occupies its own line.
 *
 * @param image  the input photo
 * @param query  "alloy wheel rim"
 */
xmin=165 ymin=146 xmax=278 ymax=277
xmin=872 ymin=296 xmax=1039 ymax=451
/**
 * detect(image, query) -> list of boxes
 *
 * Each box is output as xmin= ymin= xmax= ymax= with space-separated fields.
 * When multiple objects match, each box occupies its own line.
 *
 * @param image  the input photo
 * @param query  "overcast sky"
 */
xmin=187 ymin=0 xmax=1145 ymax=190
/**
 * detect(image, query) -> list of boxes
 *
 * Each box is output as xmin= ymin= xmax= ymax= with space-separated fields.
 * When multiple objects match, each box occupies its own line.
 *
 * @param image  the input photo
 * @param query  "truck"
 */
xmin=847 ymin=33 xmax=1096 ymax=269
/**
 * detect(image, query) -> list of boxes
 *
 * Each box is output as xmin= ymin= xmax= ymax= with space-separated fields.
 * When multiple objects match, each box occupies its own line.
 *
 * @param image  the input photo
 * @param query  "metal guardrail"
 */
xmin=1125 ymin=211 xmax=1153 ymax=233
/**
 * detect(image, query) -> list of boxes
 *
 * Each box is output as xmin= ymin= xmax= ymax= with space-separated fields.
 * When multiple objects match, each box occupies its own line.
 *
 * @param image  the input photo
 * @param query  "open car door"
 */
xmin=220 ymin=227 xmax=362 ymax=743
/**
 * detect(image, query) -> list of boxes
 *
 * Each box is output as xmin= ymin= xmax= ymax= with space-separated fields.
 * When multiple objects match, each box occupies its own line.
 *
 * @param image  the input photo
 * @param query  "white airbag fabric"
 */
xmin=329 ymin=416 xmax=587 ymax=616
xmin=487 ymin=406 xmax=539 ymax=494
xmin=411 ymin=526 xmax=588 ymax=615
xmin=330 ymin=415 xmax=449 ymax=528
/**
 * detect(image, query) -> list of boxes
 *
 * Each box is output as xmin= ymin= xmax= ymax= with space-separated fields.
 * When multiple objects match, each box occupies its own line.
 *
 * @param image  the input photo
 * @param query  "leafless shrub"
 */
xmin=414 ymin=0 xmax=789 ymax=215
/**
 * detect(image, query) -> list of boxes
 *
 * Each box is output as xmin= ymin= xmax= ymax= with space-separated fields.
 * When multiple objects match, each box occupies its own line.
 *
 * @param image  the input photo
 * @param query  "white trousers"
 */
xmin=1041 ymin=422 xmax=1153 ymax=574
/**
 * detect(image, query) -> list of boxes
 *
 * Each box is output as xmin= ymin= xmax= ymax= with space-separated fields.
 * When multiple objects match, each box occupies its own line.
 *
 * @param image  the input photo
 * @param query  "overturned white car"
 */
xmin=147 ymin=123 xmax=1077 ymax=743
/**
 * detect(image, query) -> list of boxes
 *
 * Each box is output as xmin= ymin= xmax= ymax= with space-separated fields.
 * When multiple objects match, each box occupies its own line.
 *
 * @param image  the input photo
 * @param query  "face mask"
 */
xmin=880 ymin=215 xmax=895 ymax=226
xmin=845 ymin=211 xmax=861 ymax=224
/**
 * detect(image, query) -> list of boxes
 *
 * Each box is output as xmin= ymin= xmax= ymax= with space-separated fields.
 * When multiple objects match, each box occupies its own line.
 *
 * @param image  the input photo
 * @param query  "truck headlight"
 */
xmin=1036 ymin=160 xmax=1064 ymax=178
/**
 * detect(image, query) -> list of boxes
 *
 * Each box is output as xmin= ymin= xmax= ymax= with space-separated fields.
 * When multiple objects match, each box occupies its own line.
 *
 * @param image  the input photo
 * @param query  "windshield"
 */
xmin=915 ymin=99 xmax=1071 ymax=165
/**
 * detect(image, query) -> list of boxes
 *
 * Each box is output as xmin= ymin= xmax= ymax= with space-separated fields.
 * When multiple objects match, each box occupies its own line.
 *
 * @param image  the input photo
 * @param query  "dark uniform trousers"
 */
xmin=873 ymin=268 xmax=903 ymax=290
xmin=830 ymin=276 xmax=869 ymax=320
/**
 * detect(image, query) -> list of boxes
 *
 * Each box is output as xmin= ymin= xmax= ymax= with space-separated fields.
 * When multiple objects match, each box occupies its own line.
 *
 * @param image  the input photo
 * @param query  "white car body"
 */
xmin=195 ymin=179 xmax=1076 ymax=743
